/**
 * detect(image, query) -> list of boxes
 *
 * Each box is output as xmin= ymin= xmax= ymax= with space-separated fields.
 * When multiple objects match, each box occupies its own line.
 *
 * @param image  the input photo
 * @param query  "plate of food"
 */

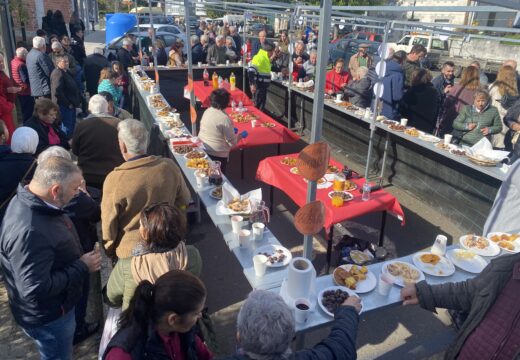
xmin=412 ymin=252 xmax=455 ymax=277
xmin=186 ymin=158 xmax=209 ymax=170
xmin=419 ymin=134 xmax=441 ymax=143
xmin=450 ymin=148 xmax=467 ymax=156
xmin=404 ymin=128 xmax=423 ymax=137
xmin=280 ymin=157 xmax=297 ymax=166
xmin=388 ymin=124 xmax=407 ymax=132
xmin=184 ymin=150 xmax=207 ymax=160
xmin=254 ymin=245 xmax=292 ymax=267
xmin=318 ymin=286 xmax=362 ymax=316
xmin=435 ymin=143 xmax=456 ymax=151
xmin=327 ymin=191 xmax=354 ymax=202
xmin=382 ymin=261 xmax=425 ymax=287
xmin=172 ymin=145 xmax=195 ymax=155
xmin=486 ymin=232 xmax=520 ymax=253
xmin=333 ymin=265 xmax=376 ymax=293
xmin=209 ymin=186 xmax=222 ymax=200
xmin=446 ymin=248 xmax=488 ymax=274
xmin=326 ymin=164 xmax=340 ymax=174
xmin=344 ymin=180 xmax=358 ymax=191
xmin=459 ymin=234 xmax=500 ymax=257
xmin=382 ymin=119 xmax=399 ymax=126
xmin=303 ymin=177 xmax=332 ymax=189
xmin=290 ymin=167 xmax=301 ymax=175
xmin=226 ymin=198 xmax=250 ymax=213
xmin=261 ymin=122 xmax=276 ymax=128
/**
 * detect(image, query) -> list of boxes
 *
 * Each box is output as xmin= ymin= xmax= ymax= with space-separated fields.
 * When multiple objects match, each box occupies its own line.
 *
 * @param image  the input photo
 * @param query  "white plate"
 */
xmin=381 ymin=120 xmax=399 ymax=126
xmin=183 ymin=151 xmax=207 ymax=160
xmin=254 ymin=245 xmax=292 ymax=268
xmin=318 ymin=286 xmax=362 ymax=317
xmin=412 ymin=252 xmax=455 ymax=277
xmin=209 ymin=187 xmax=222 ymax=200
xmin=446 ymin=248 xmax=488 ymax=274
xmin=327 ymin=191 xmax=354 ymax=202
xmin=290 ymin=167 xmax=300 ymax=175
xmin=303 ymin=178 xmax=332 ymax=189
xmin=419 ymin=134 xmax=441 ymax=143
xmin=486 ymin=232 xmax=520 ymax=253
xmin=332 ymin=265 xmax=377 ymax=293
xmin=459 ymin=234 xmax=500 ymax=257
xmin=382 ymin=261 xmax=425 ymax=287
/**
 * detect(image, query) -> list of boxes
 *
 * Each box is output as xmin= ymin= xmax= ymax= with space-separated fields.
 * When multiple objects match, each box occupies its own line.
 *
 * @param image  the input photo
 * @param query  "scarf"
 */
xmin=130 ymin=241 xmax=189 ymax=284
xmin=40 ymin=120 xmax=60 ymax=145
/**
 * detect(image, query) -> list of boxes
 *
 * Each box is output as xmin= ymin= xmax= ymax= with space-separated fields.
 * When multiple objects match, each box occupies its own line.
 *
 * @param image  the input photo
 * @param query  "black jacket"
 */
xmin=156 ymin=48 xmax=168 ymax=66
xmin=117 ymin=47 xmax=134 ymax=72
xmin=64 ymin=190 xmax=101 ymax=253
xmin=83 ymin=53 xmax=110 ymax=96
xmin=191 ymin=43 xmax=206 ymax=65
xmin=0 ymin=146 xmax=36 ymax=222
xmin=0 ymin=185 xmax=88 ymax=328
xmin=218 ymin=306 xmax=359 ymax=360
xmin=344 ymin=77 xmax=372 ymax=109
xmin=24 ymin=116 xmax=70 ymax=155
xmin=51 ymin=68 xmax=82 ymax=108
xmin=71 ymin=35 xmax=87 ymax=65
xmin=400 ymin=82 xmax=441 ymax=134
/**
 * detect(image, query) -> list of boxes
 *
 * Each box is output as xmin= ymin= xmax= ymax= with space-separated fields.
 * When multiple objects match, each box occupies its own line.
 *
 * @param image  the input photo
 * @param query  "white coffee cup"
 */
xmin=444 ymin=134 xmax=453 ymax=145
xmin=194 ymin=170 xmax=206 ymax=188
xmin=294 ymin=298 xmax=311 ymax=323
xmin=238 ymin=60 xmax=243 ymax=66
xmin=431 ymin=235 xmax=448 ymax=256
xmin=400 ymin=118 xmax=408 ymax=127
xmin=253 ymin=254 xmax=268 ymax=277
xmin=336 ymin=93 xmax=342 ymax=101
xmin=238 ymin=229 xmax=251 ymax=248
xmin=251 ymin=119 xmax=257 ymax=128
xmin=198 ymin=61 xmax=202 ymax=67
xmin=173 ymin=113 xmax=181 ymax=121
xmin=252 ymin=222 xmax=265 ymax=241
xmin=231 ymin=215 xmax=243 ymax=234
xmin=378 ymin=273 xmax=395 ymax=296
xmin=226 ymin=60 xmax=230 ymax=66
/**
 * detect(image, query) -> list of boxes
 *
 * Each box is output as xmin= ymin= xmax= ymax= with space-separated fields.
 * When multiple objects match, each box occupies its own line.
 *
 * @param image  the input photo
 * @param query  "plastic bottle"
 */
xmin=212 ymin=72 xmax=218 ymax=90
xmin=230 ymin=72 xmax=236 ymax=91
xmin=218 ymin=75 xmax=223 ymax=88
xmin=362 ymin=182 xmax=370 ymax=201
xmin=231 ymin=99 xmax=236 ymax=111
xmin=203 ymin=68 xmax=209 ymax=86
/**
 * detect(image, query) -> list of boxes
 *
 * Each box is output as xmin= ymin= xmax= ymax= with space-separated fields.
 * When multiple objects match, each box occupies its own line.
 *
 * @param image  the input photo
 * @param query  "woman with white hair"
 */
xmin=10 ymin=47 xmax=34 ymax=122
xmin=343 ymin=66 xmax=373 ymax=109
xmin=220 ymin=290 xmax=361 ymax=360
xmin=0 ymin=127 xmax=39 ymax=221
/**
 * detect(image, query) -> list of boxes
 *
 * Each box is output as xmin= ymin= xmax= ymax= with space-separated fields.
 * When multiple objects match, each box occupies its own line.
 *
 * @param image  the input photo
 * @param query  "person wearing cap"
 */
xmin=248 ymin=41 xmax=275 ymax=110
xmin=348 ymin=43 xmax=373 ymax=73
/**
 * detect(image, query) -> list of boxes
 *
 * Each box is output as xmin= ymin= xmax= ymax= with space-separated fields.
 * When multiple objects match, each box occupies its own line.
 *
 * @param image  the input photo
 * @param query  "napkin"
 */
xmin=466 ymin=138 xmax=509 ymax=162
xmin=216 ymin=183 xmax=262 ymax=215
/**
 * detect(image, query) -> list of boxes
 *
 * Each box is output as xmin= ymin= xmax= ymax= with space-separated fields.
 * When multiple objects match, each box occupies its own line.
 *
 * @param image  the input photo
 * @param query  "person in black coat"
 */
xmin=83 ymin=48 xmax=110 ymax=96
xmin=117 ymin=40 xmax=136 ymax=71
xmin=42 ymin=10 xmax=54 ymax=36
xmin=24 ymin=98 xmax=70 ymax=155
xmin=343 ymin=66 xmax=372 ymax=108
xmin=68 ymin=11 xmax=85 ymax=37
xmin=51 ymin=10 xmax=68 ymax=37
xmin=400 ymin=68 xmax=441 ymax=134
xmin=219 ymin=290 xmax=361 ymax=360
xmin=0 ymin=127 xmax=39 ymax=222
xmin=71 ymin=28 xmax=87 ymax=66
xmin=191 ymin=35 xmax=206 ymax=64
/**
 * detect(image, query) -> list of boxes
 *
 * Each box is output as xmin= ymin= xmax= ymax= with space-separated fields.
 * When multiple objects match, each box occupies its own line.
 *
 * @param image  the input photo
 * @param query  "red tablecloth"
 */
xmin=256 ymin=154 xmax=405 ymax=232
xmin=186 ymin=81 xmax=253 ymax=108
xmin=224 ymin=106 xmax=300 ymax=149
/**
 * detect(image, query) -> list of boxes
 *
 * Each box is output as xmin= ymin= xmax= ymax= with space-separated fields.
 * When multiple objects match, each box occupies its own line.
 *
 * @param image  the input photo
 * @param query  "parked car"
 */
xmin=331 ymin=31 xmax=383 ymax=44
xmin=105 ymin=31 xmax=186 ymax=61
xmin=249 ymin=23 xmax=275 ymax=38
xmin=128 ymin=23 xmax=185 ymax=36
xmin=138 ymin=15 xmax=174 ymax=25
xmin=329 ymin=38 xmax=380 ymax=67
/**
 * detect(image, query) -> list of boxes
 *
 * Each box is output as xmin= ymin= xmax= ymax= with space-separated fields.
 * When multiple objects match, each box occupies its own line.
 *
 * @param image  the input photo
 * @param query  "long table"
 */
xmin=186 ymin=80 xmax=253 ymax=108
xmin=266 ymin=80 xmax=506 ymax=234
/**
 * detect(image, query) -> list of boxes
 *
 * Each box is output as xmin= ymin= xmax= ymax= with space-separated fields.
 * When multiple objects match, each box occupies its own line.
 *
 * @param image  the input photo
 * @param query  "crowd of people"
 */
xmin=0 ymin=14 xmax=519 ymax=360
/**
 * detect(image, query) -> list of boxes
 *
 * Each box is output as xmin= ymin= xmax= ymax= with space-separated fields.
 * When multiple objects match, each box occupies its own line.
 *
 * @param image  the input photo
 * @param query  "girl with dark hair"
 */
xmin=52 ymin=10 xmax=68 ymax=37
xmin=198 ymin=89 xmax=247 ymax=173
xmin=105 ymin=203 xmax=202 ymax=310
xmin=112 ymin=61 xmax=129 ymax=107
xmin=104 ymin=270 xmax=212 ymax=360
xmin=69 ymin=10 xmax=85 ymax=36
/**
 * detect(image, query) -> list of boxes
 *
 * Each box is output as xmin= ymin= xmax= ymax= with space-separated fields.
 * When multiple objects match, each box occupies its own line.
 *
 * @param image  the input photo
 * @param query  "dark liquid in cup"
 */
xmin=296 ymin=303 xmax=309 ymax=310
xmin=209 ymin=175 xmax=223 ymax=186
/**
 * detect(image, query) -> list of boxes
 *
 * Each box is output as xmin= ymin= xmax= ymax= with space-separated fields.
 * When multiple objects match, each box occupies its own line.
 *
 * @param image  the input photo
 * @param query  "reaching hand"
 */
xmin=342 ymin=296 xmax=362 ymax=314
xmin=401 ymin=284 xmax=419 ymax=306
xmin=80 ymin=249 xmax=102 ymax=273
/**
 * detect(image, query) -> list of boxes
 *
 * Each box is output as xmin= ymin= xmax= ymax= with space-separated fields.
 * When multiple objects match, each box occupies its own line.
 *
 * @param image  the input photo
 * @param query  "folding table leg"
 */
xmin=197 ymin=195 xmax=201 ymax=223
xmin=326 ymin=228 xmax=334 ymax=272
xmin=379 ymin=211 xmax=387 ymax=247
xmin=240 ymin=148 xmax=245 ymax=179
xmin=269 ymin=185 xmax=274 ymax=214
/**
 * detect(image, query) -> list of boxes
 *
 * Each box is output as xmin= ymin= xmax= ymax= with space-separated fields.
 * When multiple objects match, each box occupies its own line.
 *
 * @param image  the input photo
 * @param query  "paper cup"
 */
xmin=294 ymin=298 xmax=311 ymax=323
xmin=336 ymin=94 xmax=342 ymax=101
xmin=194 ymin=170 xmax=206 ymax=188
xmin=231 ymin=215 xmax=243 ymax=234
xmin=198 ymin=61 xmax=202 ymax=67
xmin=252 ymin=222 xmax=265 ymax=241
xmin=444 ymin=134 xmax=453 ymax=145
xmin=251 ymin=119 xmax=257 ymax=128
xmin=431 ymin=235 xmax=447 ymax=256
xmin=238 ymin=229 xmax=251 ymax=248
xmin=400 ymin=118 xmax=408 ymax=127
xmin=226 ymin=60 xmax=230 ymax=66
xmin=378 ymin=273 xmax=395 ymax=296
xmin=238 ymin=60 xmax=243 ymax=66
xmin=253 ymin=254 xmax=268 ymax=277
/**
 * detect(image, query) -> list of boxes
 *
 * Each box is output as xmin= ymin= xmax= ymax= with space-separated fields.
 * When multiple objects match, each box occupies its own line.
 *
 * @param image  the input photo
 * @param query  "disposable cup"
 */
xmin=231 ymin=215 xmax=243 ymax=234
xmin=378 ymin=273 xmax=395 ymax=296
xmin=336 ymin=93 xmax=343 ymax=101
xmin=238 ymin=229 xmax=251 ymax=248
xmin=251 ymin=119 xmax=257 ymax=128
xmin=400 ymin=118 xmax=408 ymax=127
xmin=252 ymin=222 xmax=265 ymax=241
xmin=198 ymin=61 xmax=202 ymax=67
xmin=444 ymin=134 xmax=453 ymax=145
xmin=226 ymin=60 xmax=230 ymax=66
xmin=294 ymin=298 xmax=311 ymax=323
xmin=194 ymin=170 xmax=206 ymax=188
xmin=253 ymin=254 xmax=268 ymax=277
xmin=238 ymin=60 xmax=243 ymax=66
xmin=431 ymin=234 xmax=448 ymax=256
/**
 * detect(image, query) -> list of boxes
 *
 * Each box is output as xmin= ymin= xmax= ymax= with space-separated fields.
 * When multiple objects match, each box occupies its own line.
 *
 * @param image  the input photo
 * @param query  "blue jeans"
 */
xmin=23 ymin=309 xmax=76 ymax=360
xmin=59 ymin=105 xmax=76 ymax=139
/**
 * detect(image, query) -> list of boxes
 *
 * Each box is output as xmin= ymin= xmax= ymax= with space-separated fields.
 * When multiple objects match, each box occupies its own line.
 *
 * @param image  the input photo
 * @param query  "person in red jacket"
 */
xmin=0 ymin=53 xmax=21 ymax=142
xmin=325 ymin=58 xmax=350 ymax=95
xmin=10 ymin=47 xmax=34 ymax=123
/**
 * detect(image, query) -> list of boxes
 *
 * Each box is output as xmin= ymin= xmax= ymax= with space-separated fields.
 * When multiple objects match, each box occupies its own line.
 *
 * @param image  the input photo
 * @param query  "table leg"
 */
xmin=299 ymin=96 xmax=305 ymax=135
xmin=197 ymin=195 xmax=201 ymax=223
xmin=269 ymin=185 xmax=274 ymax=214
xmin=277 ymin=143 xmax=281 ymax=156
xmin=326 ymin=228 xmax=334 ymax=272
xmin=379 ymin=211 xmax=387 ymax=247
xmin=240 ymin=148 xmax=245 ymax=180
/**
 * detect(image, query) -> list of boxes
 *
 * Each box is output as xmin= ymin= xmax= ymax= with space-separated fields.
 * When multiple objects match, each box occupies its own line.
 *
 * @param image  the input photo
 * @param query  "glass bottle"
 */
xmin=208 ymin=161 xmax=223 ymax=186
xmin=203 ymin=68 xmax=209 ymax=86
xmin=362 ymin=182 xmax=370 ymax=201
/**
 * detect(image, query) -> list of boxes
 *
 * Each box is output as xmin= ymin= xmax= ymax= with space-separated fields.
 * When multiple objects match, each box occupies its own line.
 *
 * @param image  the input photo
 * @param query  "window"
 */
xmin=162 ymin=35 xmax=177 ymax=47
xmin=398 ymin=36 xmax=410 ymax=45
xmin=431 ymin=39 xmax=448 ymax=51
xmin=412 ymin=37 xmax=428 ymax=47
xmin=162 ymin=26 xmax=180 ymax=34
